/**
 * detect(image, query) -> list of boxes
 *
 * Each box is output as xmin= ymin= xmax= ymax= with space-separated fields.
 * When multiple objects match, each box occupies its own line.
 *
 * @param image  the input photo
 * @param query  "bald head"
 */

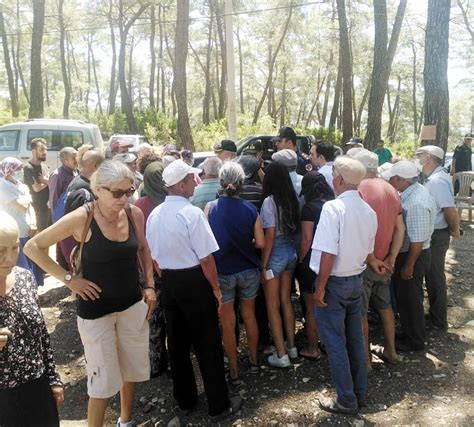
xmin=81 ymin=150 xmax=105 ymax=178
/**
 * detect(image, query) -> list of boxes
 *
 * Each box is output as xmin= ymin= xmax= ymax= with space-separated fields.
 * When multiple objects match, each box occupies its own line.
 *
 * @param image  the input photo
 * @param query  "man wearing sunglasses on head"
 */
xmin=25 ymin=160 xmax=156 ymax=427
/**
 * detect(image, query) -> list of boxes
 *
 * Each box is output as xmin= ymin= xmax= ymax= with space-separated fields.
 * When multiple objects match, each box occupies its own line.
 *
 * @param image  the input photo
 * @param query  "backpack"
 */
xmin=52 ymin=190 xmax=68 ymax=223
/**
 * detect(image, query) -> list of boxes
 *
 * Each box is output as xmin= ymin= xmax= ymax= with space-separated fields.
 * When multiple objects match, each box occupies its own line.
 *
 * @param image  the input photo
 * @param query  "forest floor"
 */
xmin=40 ymin=214 xmax=474 ymax=427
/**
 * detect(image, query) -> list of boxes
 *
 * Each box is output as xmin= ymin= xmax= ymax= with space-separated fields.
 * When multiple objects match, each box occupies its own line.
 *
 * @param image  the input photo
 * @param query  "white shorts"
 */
xmin=77 ymin=299 xmax=150 ymax=399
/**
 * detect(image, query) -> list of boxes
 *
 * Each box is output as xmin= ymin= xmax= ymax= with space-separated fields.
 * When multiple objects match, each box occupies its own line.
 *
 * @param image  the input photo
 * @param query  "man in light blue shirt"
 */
xmin=416 ymin=145 xmax=461 ymax=330
xmin=191 ymin=156 xmax=222 ymax=210
xmin=383 ymin=160 xmax=436 ymax=352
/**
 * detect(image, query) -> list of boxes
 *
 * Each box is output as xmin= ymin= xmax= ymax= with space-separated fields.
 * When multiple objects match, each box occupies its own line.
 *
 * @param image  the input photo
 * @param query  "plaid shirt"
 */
xmin=399 ymin=183 xmax=436 ymax=253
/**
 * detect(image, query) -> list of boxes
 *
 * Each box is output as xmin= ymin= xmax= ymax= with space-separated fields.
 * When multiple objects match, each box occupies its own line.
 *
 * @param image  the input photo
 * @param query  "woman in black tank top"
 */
xmin=24 ymin=160 xmax=156 ymax=426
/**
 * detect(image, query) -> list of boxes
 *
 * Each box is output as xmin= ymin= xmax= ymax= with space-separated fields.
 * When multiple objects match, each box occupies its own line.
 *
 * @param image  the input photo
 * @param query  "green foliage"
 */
xmin=391 ymin=139 xmax=418 ymax=160
xmin=134 ymin=108 xmax=177 ymax=146
xmin=92 ymin=112 xmax=128 ymax=137
xmin=301 ymin=126 xmax=343 ymax=145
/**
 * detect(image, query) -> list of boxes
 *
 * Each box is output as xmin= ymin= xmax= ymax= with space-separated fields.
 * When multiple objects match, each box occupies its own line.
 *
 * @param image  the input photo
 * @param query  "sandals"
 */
xmin=371 ymin=349 xmax=399 ymax=365
xmin=300 ymin=348 xmax=322 ymax=362
xmin=228 ymin=375 xmax=244 ymax=388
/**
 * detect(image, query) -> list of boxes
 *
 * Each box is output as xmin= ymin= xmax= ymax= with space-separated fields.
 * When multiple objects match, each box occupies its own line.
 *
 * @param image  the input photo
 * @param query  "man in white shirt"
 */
xmin=146 ymin=160 xmax=242 ymax=421
xmin=310 ymin=157 xmax=377 ymax=415
xmin=416 ymin=145 xmax=461 ymax=331
xmin=309 ymin=141 xmax=337 ymax=189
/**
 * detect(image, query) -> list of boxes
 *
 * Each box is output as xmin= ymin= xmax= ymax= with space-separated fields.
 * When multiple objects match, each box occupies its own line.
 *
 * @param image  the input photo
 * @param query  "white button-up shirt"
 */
xmin=146 ymin=195 xmax=219 ymax=269
xmin=423 ymin=166 xmax=455 ymax=230
xmin=310 ymin=190 xmax=377 ymax=277
xmin=317 ymin=162 xmax=334 ymax=189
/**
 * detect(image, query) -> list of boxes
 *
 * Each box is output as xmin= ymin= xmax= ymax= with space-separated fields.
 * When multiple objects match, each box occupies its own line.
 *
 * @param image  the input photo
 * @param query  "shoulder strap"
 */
xmin=124 ymin=203 xmax=145 ymax=272
xmin=78 ymin=202 xmax=95 ymax=260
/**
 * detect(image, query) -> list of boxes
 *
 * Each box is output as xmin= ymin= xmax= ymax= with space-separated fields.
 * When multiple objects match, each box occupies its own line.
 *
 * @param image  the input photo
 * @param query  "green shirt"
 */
xmin=374 ymin=147 xmax=392 ymax=165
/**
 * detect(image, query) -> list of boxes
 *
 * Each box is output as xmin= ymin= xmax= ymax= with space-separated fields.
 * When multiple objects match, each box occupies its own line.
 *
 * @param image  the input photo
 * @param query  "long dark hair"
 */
xmin=301 ymin=172 xmax=335 ymax=203
xmin=261 ymin=162 xmax=300 ymax=236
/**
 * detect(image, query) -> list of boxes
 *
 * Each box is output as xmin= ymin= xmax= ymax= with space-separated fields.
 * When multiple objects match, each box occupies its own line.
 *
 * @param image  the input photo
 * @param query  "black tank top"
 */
xmin=77 ymin=216 xmax=142 ymax=319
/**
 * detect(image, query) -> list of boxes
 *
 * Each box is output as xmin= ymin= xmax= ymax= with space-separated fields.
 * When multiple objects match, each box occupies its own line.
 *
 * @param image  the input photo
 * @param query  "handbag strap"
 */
xmin=77 ymin=202 xmax=95 ymax=263
xmin=125 ymin=204 xmax=145 ymax=272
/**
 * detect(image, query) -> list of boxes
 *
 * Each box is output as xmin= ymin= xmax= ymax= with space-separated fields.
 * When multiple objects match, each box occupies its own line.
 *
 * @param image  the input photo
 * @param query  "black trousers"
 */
xmin=161 ymin=267 xmax=229 ymax=416
xmin=425 ymin=228 xmax=450 ymax=329
xmin=394 ymin=249 xmax=431 ymax=348
xmin=0 ymin=374 xmax=59 ymax=427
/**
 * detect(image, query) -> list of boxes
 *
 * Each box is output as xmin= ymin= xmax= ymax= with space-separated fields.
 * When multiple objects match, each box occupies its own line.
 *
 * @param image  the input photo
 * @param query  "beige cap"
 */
xmin=381 ymin=160 xmax=418 ymax=180
xmin=416 ymin=145 xmax=444 ymax=160
xmin=352 ymin=149 xmax=379 ymax=171
xmin=346 ymin=147 xmax=365 ymax=158
xmin=333 ymin=157 xmax=366 ymax=186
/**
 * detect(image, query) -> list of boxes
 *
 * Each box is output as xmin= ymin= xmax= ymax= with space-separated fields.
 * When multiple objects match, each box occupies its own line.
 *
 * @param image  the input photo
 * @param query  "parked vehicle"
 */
xmin=0 ymin=119 xmax=103 ymax=170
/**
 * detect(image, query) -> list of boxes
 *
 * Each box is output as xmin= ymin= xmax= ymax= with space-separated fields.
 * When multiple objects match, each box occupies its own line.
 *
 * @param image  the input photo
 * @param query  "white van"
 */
xmin=0 ymin=119 xmax=104 ymax=170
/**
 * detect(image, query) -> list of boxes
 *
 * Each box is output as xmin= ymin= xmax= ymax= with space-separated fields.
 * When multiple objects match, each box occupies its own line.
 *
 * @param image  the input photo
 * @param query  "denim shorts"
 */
xmin=267 ymin=236 xmax=297 ymax=278
xmin=218 ymin=267 xmax=260 ymax=304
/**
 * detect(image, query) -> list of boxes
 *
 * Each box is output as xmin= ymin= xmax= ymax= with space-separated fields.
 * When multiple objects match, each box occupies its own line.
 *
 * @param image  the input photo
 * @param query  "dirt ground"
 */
xmin=39 ymin=214 xmax=474 ymax=426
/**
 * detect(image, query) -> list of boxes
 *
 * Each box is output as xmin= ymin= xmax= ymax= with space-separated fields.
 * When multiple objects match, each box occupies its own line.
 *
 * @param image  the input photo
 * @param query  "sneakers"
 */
xmin=116 ymin=419 xmax=135 ymax=427
xmin=286 ymin=343 xmax=298 ymax=359
xmin=267 ymin=353 xmax=291 ymax=368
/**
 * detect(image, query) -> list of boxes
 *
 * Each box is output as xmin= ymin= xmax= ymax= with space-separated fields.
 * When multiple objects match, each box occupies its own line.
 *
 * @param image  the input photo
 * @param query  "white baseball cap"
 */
xmin=113 ymin=153 xmax=137 ymax=164
xmin=381 ymin=160 xmax=419 ymax=180
xmin=271 ymin=149 xmax=297 ymax=168
xmin=352 ymin=149 xmax=379 ymax=171
xmin=378 ymin=162 xmax=393 ymax=179
xmin=416 ymin=145 xmax=444 ymax=160
xmin=162 ymin=159 xmax=201 ymax=187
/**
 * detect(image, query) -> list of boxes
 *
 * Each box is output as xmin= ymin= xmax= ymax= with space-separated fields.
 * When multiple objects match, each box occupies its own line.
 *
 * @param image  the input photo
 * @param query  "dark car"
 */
xmin=236 ymin=134 xmax=316 ymax=161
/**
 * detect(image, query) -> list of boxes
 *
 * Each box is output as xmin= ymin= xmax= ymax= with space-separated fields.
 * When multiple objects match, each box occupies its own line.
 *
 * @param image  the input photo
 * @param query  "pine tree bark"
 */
xmin=58 ymin=0 xmax=71 ymax=118
xmin=0 ymin=9 xmax=19 ymax=117
xmin=15 ymin=0 xmax=29 ymax=104
xmin=329 ymin=46 xmax=343 ymax=131
xmin=174 ymin=0 xmax=194 ymax=150
xmin=336 ymin=0 xmax=353 ymax=142
xmin=149 ymin=5 xmax=156 ymax=109
xmin=107 ymin=1 xmax=118 ymax=115
xmin=365 ymin=0 xmax=407 ymax=150
xmin=28 ymin=0 xmax=45 ymax=118
xmin=423 ymin=0 xmax=451 ymax=150
xmin=236 ymin=27 xmax=244 ymax=115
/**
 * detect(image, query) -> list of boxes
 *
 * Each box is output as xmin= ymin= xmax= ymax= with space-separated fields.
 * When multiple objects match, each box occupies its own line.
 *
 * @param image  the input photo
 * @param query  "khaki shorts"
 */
xmin=361 ymin=266 xmax=392 ymax=315
xmin=77 ymin=299 xmax=150 ymax=399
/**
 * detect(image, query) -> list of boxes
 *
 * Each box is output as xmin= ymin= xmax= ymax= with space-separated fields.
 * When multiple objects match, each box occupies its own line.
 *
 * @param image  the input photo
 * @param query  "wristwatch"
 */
xmin=64 ymin=272 xmax=73 ymax=284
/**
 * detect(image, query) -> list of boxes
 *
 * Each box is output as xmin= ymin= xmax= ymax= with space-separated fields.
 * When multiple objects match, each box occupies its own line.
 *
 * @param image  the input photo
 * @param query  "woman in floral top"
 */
xmin=0 ymin=212 xmax=63 ymax=426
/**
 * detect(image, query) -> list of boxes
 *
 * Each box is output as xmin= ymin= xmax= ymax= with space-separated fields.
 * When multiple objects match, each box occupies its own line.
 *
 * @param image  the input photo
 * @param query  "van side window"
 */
xmin=59 ymin=131 xmax=84 ymax=149
xmin=0 ymin=130 xmax=20 ymax=151
xmin=27 ymin=130 xmax=54 ymax=149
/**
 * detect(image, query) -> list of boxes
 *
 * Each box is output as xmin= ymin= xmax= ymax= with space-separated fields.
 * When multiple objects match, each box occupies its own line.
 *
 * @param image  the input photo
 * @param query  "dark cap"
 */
xmin=278 ymin=126 xmax=297 ymax=144
xmin=243 ymin=140 xmax=263 ymax=155
xmin=346 ymin=136 xmax=363 ymax=145
xmin=464 ymin=133 xmax=473 ymax=139
xmin=299 ymin=171 xmax=329 ymax=197
xmin=214 ymin=139 xmax=237 ymax=153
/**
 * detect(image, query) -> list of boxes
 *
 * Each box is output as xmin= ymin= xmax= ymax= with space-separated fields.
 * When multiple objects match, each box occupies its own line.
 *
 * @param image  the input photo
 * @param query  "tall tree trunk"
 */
xmin=149 ymin=5 xmax=156 ymax=109
xmin=203 ymin=7 xmax=214 ymax=124
xmin=158 ymin=4 xmax=166 ymax=113
xmin=107 ymin=1 xmax=117 ymax=115
xmin=456 ymin=0 xmax=474 ymax=43
xmin=89 ymin=36 xmax=103 ymax=115
xmin=329 ymin=49 xmax=343 ymax=131
xmin=213 ymin=0 xmax=227 ymax=120
xmin=85 ymin=34 xmax=91 ymax=117
xmin=118 ymin=2 xmax=148 ymax=133
xmin=16 ymin=0 xmax=29 ymax=104
xmin=58 ymin=0 xmax=71 ymax=118
xmin=411 ymin=40 xmax=419 ymax=138
xmin=236 ymin=27 xmax=244 ymax=115
xmin=365 ymin=0 xmax=407 ymax=149
xmin=387 ymin=76 xmax=401 ymax=142
xmin=423 ymin=0 xmax=451 ymax=150
xmin=253 ymin=6 xmax=292 ymax=125
xmin=10 ymin=37 xmax=19 ymax=102
xmin=128 ymin=35 xmax=134 ymax=97
xmin=336 ymin=0 xmax=353 ymax=143
xmin=174 ymin=0 xmax=194 ymax=150
xmin=0 ymin=9 xmax=19 ymax=117
xmin=28 ymin=0 xmax=45 ymax=118
xmin=355 ymin=79 xmax=371 ymax=135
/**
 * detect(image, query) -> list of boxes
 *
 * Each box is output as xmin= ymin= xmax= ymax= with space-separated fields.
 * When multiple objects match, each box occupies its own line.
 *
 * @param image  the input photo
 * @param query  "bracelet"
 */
xmin=143 ymin=286 xmax=156 ymax=291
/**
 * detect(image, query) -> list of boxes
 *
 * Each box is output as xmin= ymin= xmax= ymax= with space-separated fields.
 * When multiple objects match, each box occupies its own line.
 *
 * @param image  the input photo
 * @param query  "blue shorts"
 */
xmin=267 ymin=236 xmax=297 ymax=278
xmin=218 ymin=268 xmax=260 ymax=304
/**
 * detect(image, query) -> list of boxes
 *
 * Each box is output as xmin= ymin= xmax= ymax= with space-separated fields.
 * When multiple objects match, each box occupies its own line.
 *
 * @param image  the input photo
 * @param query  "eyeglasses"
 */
xmin=102 ymin=186 xmax=135 ymax=198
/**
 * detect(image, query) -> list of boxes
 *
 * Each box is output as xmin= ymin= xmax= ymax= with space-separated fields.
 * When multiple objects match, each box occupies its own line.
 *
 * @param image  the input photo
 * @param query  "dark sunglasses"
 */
xmin=103 ymin=186 xmax=135 ymax=198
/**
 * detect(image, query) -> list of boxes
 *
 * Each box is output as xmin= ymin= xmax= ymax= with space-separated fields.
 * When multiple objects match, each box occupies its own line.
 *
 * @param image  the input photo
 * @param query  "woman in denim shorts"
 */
xmin=297 ymin=172 xmax=334 ymax=360
xmin=260 ymin=162 xmax=300 ymax=368
xmin=206 ymin=162 xmax=265 ymax=386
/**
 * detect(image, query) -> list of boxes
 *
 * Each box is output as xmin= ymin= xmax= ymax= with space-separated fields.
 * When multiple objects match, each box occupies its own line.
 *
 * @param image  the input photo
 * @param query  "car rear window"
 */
xmin=27 ymin=129 xmax=84 ymax=150
xmin=0 ymin=129 xmax=20 ymax=151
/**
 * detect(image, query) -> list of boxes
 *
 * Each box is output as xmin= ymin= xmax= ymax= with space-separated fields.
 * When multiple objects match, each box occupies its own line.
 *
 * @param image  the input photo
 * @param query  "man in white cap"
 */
xmin=382 ymin=161 xmax=436 ymax=352
xmin=272 ymin=148 xmax=303 ymax=194
xmin=145 ymin=160 xmax=241 ymax=421
xmin=416 ymin=145 xmax=461 ymax=331
xmin=311 ymin=157 xmax=377 ymax=415
xmin=351 ymin=149 xmax=405 ymax=371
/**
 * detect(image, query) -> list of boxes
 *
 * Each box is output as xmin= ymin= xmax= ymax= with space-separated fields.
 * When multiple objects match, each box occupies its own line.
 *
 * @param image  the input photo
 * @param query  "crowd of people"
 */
xmin=0 ymin=128 xmax=471 ymax=426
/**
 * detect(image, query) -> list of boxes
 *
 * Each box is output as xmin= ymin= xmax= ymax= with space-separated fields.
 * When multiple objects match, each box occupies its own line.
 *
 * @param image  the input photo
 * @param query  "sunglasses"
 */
xmin=103 ymin=186 xmax=135 ymax=198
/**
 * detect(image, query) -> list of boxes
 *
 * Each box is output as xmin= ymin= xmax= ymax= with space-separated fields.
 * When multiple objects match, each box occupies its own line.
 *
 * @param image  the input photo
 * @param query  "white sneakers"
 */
xmin=286 ymin=344 xmax=298 ymax=359
xmin=267 ymin=353 xmax=291 ymax=368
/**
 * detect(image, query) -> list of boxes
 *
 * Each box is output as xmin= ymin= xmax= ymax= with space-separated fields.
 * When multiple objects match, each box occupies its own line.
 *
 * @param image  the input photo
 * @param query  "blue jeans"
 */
xmin=314 ymin=275 xmax=367 ymax=409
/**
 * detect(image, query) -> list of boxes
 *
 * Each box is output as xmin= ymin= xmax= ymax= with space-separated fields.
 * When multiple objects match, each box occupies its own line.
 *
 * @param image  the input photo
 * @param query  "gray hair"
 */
xmin=138 ymin=142 xmax=152 ymax=155
xmin=202 ymin=156 xmax=222 ymax=177
xmin=90 ymin=160 xmax=134 ymax=189
xmin=219 ymin=161 xmax=245 ymax=196
xmin=59 ymin=147 xmax=77 ymax=163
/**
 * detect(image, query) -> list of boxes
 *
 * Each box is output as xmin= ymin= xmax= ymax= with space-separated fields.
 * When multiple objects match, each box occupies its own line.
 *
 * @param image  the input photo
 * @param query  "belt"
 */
xmin=330 ymin=273 xmax=363 ymax=281
xmin=162 ymin=265 xmax=201 ymax=273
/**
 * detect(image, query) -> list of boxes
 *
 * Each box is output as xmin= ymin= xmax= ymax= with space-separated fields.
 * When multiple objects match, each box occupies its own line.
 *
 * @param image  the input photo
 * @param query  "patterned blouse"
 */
xmin=0 ymin=267 xmax=62 ymax=390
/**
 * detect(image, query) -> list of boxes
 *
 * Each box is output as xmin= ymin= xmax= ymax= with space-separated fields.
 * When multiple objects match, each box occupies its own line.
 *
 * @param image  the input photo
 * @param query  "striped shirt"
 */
xmin=191 ymin=178 xmax=220 ymax=210
xmin=240 ymin=180 xmax=262 ymax=210
xmin=399 ymin=183 xmax=436 ymax=253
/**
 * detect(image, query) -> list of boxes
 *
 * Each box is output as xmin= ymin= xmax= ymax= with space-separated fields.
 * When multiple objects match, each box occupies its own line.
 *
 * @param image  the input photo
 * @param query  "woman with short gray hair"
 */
xmin=205 ymin=161 xmax=265 ymax=385
xmin=25 ymin=160 xmax=156 ymax=427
